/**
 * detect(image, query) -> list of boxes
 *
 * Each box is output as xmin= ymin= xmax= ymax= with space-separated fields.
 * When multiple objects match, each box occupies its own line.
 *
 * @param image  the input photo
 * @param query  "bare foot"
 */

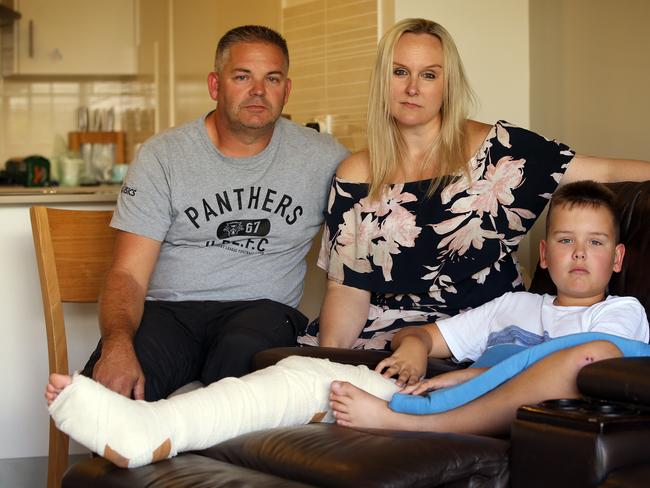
xmin=329 ymin=380 xmax=401 ymax=429
xmin=45 ymin=373 xmax=72 ymax=405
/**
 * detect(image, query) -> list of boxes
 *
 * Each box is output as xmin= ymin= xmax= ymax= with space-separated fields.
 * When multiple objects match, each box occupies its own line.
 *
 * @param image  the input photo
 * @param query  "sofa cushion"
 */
xmin=600 ymin=463 xmax=650 ymax=488
xmin=63 ymin=453 xmax=314 ymax=488
xmin=199 ymin=423 xmax=510 ymax=488
xmin=608 ymin=180 xmax=650 ymax=319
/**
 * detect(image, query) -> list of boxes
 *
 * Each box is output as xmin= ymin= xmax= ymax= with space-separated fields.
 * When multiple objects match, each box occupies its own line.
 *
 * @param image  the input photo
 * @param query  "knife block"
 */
xmin=68 ymin=131 xmax=126 ymax=164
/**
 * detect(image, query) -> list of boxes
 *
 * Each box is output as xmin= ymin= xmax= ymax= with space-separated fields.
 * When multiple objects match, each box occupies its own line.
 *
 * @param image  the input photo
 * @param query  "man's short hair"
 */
xmin=214 ymin=25 xmax=289 ymax=73
xmin=546 ymin=180 xmax=620 ymax=242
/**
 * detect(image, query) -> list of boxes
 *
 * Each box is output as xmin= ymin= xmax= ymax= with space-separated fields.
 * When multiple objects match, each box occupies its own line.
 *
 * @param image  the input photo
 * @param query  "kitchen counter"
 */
xmin=0 ymin=183 xmax=120 ymax=204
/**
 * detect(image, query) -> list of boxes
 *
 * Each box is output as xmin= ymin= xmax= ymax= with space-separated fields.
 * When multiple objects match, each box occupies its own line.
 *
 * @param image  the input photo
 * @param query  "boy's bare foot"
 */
xmin=330 ymin=380 xmax=401 ymax=429
xmin=45 ymin=373 xmax=73 ymax=405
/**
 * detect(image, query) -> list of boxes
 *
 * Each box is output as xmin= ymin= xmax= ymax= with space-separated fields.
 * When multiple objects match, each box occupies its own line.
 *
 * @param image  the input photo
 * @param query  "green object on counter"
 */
xmin=2 ymin=155 xmax=51 ymax=187
xmin=24 ymin=156 xmax=50 ymax=187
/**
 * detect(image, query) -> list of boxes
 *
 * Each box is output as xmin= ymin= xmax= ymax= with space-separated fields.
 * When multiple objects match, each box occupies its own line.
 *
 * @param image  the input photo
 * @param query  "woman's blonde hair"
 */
xmin=367 ymin=18 xmax=475 ymax=199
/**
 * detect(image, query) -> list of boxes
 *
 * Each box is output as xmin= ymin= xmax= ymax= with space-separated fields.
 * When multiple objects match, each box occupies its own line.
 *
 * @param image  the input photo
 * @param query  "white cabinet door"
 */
xmin=11 ymin=0 xmax=137 ymax=75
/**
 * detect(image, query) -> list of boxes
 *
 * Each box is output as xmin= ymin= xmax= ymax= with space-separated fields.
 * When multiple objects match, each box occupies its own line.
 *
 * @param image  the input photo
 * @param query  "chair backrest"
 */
xmin=30 ymin=206 xmax=116 ymax=375
xmin=31 ymin=206 xmax=116 ymax=488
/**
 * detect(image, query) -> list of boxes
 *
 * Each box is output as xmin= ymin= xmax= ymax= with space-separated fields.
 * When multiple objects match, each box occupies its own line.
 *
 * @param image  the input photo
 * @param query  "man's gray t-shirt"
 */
xmin=112 ymin=114 xmax=349 ymax=307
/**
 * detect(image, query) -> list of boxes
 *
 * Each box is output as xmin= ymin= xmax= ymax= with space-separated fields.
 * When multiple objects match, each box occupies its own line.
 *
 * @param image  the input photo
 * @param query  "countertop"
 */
xmin=0 ymin=184 xmax=120 ymax=204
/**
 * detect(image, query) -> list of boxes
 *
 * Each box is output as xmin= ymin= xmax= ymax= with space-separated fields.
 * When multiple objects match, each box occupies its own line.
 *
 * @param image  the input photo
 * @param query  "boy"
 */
xmin=45 ymin=181 xmax=649 ymax=467
xmin=330 ymin=180 xmax=648 ymax=434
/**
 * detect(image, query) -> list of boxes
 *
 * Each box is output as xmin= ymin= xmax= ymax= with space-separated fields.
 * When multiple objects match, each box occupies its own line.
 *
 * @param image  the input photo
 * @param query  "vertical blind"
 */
xmin=282 ymin=0 xmax=378 ymax=151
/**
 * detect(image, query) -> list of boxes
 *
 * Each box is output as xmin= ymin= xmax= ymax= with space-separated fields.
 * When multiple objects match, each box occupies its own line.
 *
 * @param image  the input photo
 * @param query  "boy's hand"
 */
xmin=401 ymin=367 xmax=486 ymax=395
xmin=375 ymin=336 xmax=428 ymax=388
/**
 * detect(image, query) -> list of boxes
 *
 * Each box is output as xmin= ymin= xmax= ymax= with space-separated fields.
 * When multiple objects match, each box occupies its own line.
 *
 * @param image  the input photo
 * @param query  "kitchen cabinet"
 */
xmin=3 ymin=0 xmax=137 ymax=76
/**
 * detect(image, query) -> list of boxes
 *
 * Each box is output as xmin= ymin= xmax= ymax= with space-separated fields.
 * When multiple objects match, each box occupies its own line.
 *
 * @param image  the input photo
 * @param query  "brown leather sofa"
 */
xmin=62 ymin=181 xmax=650 ymax=488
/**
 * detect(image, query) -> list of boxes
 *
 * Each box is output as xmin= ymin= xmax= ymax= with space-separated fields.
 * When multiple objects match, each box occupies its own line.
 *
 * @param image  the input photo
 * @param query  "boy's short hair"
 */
xmin=546 ymin=180 xmax=620 ymax=242
xmin=214 ymin=25 xmax=289 ymax=73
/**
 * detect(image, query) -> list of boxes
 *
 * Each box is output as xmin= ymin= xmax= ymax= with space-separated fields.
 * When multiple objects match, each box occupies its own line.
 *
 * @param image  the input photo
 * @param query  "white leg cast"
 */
xmin=49 ymin=357 xmax=398 ymax=468
xmin=48 ymin=374 xmax=177 ymax=468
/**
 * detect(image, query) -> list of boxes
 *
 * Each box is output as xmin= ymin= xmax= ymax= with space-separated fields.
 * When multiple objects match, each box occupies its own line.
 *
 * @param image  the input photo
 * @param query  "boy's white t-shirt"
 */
xmin=436 ymin=292 xmax=649 ymax=363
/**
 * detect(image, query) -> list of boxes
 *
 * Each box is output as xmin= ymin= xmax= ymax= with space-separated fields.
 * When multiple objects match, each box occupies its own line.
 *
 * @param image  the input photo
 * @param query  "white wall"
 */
xmin=530 ymin=0 xmax=650 ymax=160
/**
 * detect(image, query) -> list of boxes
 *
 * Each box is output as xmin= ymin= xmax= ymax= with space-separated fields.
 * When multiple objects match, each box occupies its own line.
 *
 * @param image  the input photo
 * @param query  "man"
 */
xmin=81 ymin=25 xmax=349 ymax=401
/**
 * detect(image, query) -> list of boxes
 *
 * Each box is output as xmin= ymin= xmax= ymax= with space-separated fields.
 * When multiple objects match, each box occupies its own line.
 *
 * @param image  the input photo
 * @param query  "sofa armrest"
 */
xmin=511 ymin=356 xmax=650 ymax=487
xmin=577 ymin=357 xmax=650 ymax=406
xmin=253 ymin=346 xmax=464 ymax=377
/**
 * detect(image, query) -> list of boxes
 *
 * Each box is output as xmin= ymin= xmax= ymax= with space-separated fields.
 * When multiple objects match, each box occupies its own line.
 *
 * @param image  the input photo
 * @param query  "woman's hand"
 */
xmin=375 ymin=336 xmax=429 ymax=388
xmin=401 ymin=367 xmax=487 ymax=395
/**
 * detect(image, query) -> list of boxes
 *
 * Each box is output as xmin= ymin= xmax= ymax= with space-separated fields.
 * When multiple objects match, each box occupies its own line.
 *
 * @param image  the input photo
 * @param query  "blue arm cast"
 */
xmin=389 ymin=332 xmax=650 ymax=415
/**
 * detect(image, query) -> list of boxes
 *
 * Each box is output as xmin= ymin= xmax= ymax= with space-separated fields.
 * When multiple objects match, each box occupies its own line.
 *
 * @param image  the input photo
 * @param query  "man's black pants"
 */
xmin=81 ymin=299 xmax=307 ymax=401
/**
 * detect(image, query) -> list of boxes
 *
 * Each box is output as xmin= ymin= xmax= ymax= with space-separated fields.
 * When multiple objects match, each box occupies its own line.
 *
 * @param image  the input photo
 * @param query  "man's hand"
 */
xmin=401 ymin=367 xmax=487 ymax=395
xmin=94 ymin=231 xmax=160 ymax=400
xmin=375 ymin=336 xmax=429 ymax=388
xmin=92 ymin=339 xmax=145 ymax=400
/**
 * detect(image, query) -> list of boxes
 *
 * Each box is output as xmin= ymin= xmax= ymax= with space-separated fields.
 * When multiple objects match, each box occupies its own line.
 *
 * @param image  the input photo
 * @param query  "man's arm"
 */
xmin=318 ymin=279 xmax=370 ymax=348
xmin=375 ymin=324 xmax=453 ymax=388
xmin=93 ymin=230 xmax=161 ymax=399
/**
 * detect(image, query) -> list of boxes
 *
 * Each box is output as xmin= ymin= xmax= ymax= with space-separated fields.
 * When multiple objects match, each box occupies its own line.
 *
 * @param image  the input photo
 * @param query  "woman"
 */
xmin=299 ymin=18 xmax=650 ymax=351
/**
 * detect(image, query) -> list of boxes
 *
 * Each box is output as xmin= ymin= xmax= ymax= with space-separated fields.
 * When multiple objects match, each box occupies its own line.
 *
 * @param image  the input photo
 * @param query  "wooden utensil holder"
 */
xmin=68 ymin=131 xmax=126 ymax=164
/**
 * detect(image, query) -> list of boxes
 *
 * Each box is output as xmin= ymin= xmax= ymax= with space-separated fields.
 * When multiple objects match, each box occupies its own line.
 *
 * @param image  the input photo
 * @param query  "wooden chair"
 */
xmin=30 ymin=206 xmax=116 ymax=488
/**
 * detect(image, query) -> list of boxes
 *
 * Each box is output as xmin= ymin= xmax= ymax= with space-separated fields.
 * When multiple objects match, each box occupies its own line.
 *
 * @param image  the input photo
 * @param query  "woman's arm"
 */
xmin=561 ymin=154 xmax=650 ymax=185
xmin=318 ymin=279 xmax=371 ymax=348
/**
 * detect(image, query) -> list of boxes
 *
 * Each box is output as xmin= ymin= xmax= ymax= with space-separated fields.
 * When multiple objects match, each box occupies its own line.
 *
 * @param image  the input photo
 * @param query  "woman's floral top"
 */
xmin=298 ymin=121 xmax=575 ymax=350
